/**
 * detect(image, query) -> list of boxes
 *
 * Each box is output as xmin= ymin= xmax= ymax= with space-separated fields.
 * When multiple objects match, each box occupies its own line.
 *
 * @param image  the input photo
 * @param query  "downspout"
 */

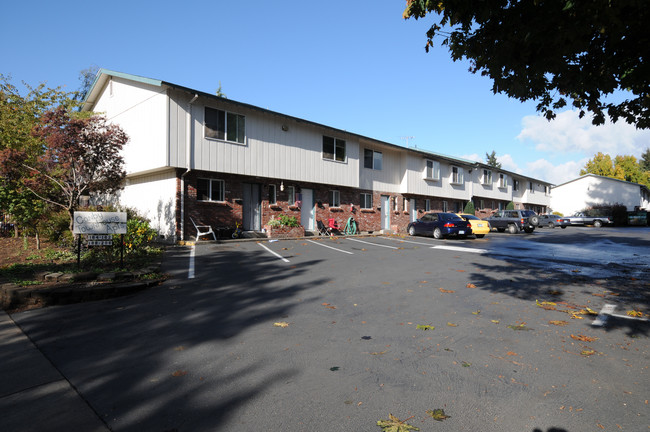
xmin=180 ymin=93 xmax=199 ymax=241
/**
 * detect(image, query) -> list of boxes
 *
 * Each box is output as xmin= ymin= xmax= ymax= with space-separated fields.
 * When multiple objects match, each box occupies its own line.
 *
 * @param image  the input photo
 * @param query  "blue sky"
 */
xmin=3 ymin=0 xmax=648 ymax=184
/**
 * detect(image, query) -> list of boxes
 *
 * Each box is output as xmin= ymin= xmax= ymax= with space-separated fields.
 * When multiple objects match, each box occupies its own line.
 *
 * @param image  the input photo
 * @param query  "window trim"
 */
xmin=269 ymin=184 xmax=277 ymax=205
xmin=287 ymin=186 xmax=296 ymax=205
xmin=322 ymin=135 xmax=347 ymax=162
xmin=424 ymin=159 xmax=441 ymax=180
xmin=204 ymin=107 xmax=246 ymax=144
xmin=451 ymin=166 xmax=464 ymax=185
xmin=329 ymin=190 xmax=340 ymax=208
xmin=425 ymin=199 xmax=431 ymax=212
xmin=482 ymin=169 xmax=492 ymax=185
xmin=197 ymin=178 xmax=225 ymax=202
xmin=364 ymin=148 xmax=383 ymax=170
xmin=498 ymin=173 xmax=508 ymax=188
xmin=361 ymin=193 xmax=373 ymax=209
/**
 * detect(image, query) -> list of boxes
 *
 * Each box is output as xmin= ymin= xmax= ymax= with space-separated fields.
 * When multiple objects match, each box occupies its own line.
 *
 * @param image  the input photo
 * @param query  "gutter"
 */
xmin=180 ymin=93 xmax=199 ymax=241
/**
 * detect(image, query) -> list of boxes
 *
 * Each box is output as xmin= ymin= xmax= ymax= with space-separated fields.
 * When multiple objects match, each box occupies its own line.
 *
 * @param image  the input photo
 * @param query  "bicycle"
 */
xmin=231 ymin=221 xmax=243 ymax=238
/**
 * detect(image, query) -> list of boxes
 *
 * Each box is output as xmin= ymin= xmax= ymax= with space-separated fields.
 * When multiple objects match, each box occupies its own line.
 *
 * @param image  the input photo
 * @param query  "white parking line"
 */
xmin=432 ymin=245 xmax=487 ymax=254
xmin=188 ymin=245 xmax=196 ymax=279
xmin=259 ymin=242 xmax=290 ymax=263
xmin=377 ymin=237 xmax=436 ymax=247
xmin=345 ymin=237 xmax=400 ymax=249
xmin=593 ymin=303 xmax=649 ymax=326
xmin=307 ymin=240 xmax=354 ymax=254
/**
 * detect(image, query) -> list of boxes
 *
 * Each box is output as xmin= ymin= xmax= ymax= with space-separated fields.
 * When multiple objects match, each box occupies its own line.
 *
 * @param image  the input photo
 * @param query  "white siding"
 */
xmin=359 ymin=144 xmax=403 ymax=193
xmin=93 ymin=77 xmax=168 ymax=174
xmin=177 ymin=98 xmax=360 ymax=187
xmin=472 ymin=169 xmax=512 ymax=201
xmin=404 ymin=154 xmax=470 ymax=200
xmin=119 ymin=170 xmax=177 ymax=241
xmin=552 ymin=175 xmax=644 ymax=215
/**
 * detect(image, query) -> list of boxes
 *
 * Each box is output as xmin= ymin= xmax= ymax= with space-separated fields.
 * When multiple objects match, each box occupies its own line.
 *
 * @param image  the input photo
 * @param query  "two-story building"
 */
xmin=82 ymin=69 xmax=551 ymax=241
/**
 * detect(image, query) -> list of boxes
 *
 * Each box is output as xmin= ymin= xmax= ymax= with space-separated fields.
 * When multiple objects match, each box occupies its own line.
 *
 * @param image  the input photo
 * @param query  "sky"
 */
xmin=2 ymin=1 xmax=648 ymax=185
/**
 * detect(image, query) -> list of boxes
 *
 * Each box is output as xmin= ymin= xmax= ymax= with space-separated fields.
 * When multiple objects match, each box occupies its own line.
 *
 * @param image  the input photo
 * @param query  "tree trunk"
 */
xmin=35 ymin=230 xmax=40 ymax=250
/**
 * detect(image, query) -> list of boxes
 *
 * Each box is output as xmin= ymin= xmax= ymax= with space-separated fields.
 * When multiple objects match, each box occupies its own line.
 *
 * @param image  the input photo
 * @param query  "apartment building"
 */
xmin=82 ymin=69 xmax=551 ymax=241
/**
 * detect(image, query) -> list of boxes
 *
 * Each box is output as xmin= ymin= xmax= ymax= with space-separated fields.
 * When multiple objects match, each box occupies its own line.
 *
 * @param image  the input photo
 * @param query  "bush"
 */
xmin=277 ymin=215 xmax=300 ymax=227
xmin=506 ymin=201 xmax=515 ymax=210
xmin=463 ymin=201 xmax=475 ymax=214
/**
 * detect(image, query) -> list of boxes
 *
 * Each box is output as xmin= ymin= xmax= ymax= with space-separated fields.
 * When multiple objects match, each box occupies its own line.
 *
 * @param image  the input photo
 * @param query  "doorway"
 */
xmin=381 ymin=195 xmax=390 ymax=231
xmin=242 ymin=183 xmax=261 ymax=231
xmin=300 ymin=188 xmax=314 ymax=230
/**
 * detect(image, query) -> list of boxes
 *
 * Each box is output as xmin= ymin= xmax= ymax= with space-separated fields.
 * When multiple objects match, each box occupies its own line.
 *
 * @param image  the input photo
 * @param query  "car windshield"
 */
xmin=440 ymin=213 xmax=462 ymax=221
xmin=460 ymin=214 xmax=480 ymax=220
xmin=521 ymin=211 xmax=536 ymax=217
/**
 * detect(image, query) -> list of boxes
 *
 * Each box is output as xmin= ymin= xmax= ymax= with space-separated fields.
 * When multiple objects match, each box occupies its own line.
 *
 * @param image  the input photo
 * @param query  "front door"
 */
xmin=381 ymin=195 xmax=390 ymax=231
xmin=300 ymin=188 xmax=314 ymax=230
xmin=410 ymin=198 xmax=417 ymax=222
xmin=242 ymin=183 xmax=261 ymax=231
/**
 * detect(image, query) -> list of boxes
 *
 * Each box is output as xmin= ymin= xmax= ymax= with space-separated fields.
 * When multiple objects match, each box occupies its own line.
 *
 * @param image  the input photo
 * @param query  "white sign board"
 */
xmin=73 ymin=211 xmax=127 ymax=234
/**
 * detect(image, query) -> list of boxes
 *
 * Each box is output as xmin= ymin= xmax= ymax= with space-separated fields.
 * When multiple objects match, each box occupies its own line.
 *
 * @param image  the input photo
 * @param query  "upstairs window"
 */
xmin=323 ymin=136 xmax=346 ymax=162
xmin=451 ymin=166 xmax=464 ymax=184
xmin=482 ymin=169 xmax=492 ymax=185
xmin=205 ymin=107 xmax=245 ymax=144
xmin=197 ymin=178 xmax=225 ymax=202
xmin=364 ymin=149 xmax=383 ymax=170
xmin=424 ymin=159 xmax=440 ymax=180
xmin=513 ymin=180 xmax=520 ymax=191
xmin=498 ymin=173 xmax=508 ymax=188
xmin=529 ymin=181 xmax=534 ymax=192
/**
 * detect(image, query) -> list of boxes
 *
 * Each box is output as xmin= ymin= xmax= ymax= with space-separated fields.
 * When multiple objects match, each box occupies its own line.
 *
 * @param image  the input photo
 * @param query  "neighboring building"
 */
xmin=82 ymin=69 xmax=551 ymax=241
xmin=551 ymin=173 xmax=650 ymax=216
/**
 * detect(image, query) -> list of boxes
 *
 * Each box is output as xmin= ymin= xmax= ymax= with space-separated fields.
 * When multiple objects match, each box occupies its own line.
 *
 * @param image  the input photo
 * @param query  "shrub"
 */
xmin=277 ymin=215 xmax=300 ymax=227
xmin=463 ymin=201 xmax=475 ymax=214
xmin=506 ymin=201 xmax=515 ymax=210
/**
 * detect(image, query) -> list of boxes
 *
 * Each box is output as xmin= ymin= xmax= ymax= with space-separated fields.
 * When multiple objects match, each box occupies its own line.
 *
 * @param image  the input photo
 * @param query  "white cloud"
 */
xmin=523 ymin=158 xmax=588 ymax=185
xmin=516 ymin=110 xmax=650 ymax=157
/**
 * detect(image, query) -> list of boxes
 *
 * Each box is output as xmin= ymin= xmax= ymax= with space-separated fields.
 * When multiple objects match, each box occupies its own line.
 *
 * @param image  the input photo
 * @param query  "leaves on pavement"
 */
xmin=466 ymin=283 xmax=477 ymax=288
xmin=507 ymin=324 xmax=531 ymax=331
xmin=416 ymin=324 xmax=435 ymax=330
xmin=439 ymin=288 xmax=455 ymax=293
xmin=549 ymin=320 xmax=569 ymax=326
xmin=171 ymin=370 xmax=187 ymax=377
xmin=274 ymin=321 xmax=290 ymax=328
xmin=627 ymin=310 xmax=644 ymax=317
xmin=571 ymin=334 xmax=598 ymax=342
xmin=377 ymin=414 xmax=419 ymax=431
xmin=426 ymin=409 xmax=451 ymax=421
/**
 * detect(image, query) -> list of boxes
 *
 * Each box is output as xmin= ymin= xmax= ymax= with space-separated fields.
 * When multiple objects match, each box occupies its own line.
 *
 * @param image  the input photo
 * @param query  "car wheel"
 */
xmin=548 ymin=222 xmax=554 ymax=228
xmin=561 ymin=226 xmax=567 ymax=229
xmin=507 ymin=224 xmax=518 ymax=234
xmin=523 ymin=226 xmax=535 ymax=233
xmin=433 ymin=227 xmax=442 ymax=239
xmin=529 ymin=215 xmax=540 ymax=226
xmin=593 ymin=220 xmax=603 ymax=228
xmin=408 ymin=225 xmax=415 ymax=236
xmin=475 ymin=234 xmax=485 ymax=238
xmin=497 ymin=227 xmax=505 ymax=232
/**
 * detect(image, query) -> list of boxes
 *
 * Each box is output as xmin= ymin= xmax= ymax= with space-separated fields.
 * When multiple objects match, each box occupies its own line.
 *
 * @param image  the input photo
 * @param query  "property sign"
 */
xmin=87 ymin=234 xmax=113 ymax=246
xmin=73 ymin=211 xmax=127 ymax=234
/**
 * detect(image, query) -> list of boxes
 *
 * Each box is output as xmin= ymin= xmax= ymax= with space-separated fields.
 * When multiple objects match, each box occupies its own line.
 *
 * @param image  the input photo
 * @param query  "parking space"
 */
xmin=10 ymin=230 xmax=649 ymax=432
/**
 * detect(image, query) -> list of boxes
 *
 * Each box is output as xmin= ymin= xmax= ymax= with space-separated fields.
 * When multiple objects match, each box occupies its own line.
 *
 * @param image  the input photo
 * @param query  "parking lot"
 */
xmin=10 ymin=228 xmax=650 ymax=431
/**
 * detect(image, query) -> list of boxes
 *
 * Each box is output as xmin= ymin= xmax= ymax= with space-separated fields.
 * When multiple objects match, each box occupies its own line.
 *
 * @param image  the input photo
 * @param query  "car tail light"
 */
xmin=521 ymin=218 xmax=525 ymax=225
xmin=443 ymin=223 xmax=455 ymax=228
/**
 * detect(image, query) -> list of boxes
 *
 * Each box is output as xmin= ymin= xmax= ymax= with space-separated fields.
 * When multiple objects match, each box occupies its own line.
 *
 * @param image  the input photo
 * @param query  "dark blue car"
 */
xmin=407 ymin=212 xmax=472 ymax=239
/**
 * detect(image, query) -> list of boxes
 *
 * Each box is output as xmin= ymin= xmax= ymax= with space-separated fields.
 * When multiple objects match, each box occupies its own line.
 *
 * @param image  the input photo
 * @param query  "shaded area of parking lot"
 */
xmin=8 ymin=231 xmax=649 ymax=431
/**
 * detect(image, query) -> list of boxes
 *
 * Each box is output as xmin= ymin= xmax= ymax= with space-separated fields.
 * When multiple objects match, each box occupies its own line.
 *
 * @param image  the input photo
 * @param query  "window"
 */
xmin=361 ymin=193 xmax=372 ymax=209
xmin=513 ymin=179 xmax=520 ymax=191
xmin=197 ymin=178 xmax=225 ymax=202
xmin=529 ymin=181 xmax=534 ymax=192
xmin=482 ymin=169 xmax=492 ymax=185
xmin=205 ymin=107 xmax=245 ymax=144
xmin=425 ymin=199 xmax=431 ymax=211
xmin=287 ymin=186 xmax=296 ymax=205
xmin=323 ymin=136 xmax=346 ymax=162
xmin=269 ymin=184 xmax=277 ymax=204
xmin=499 ymin=173 xmax=507 ymax=188
xmin=451 ymin=166 xmax=464 ymax=184
xmin=425 ymin=159 xmax=440 ymax=180
xmin=442 ymin=201 xmax=448 ymax=212
xmin=455 ymin=202 xmax=463 ymax=212
xmin=329 ymin=190 xmax=340 ymax=207
xmin=403 ymin=197 xmax=407 ymax=212
xmin=364 ymin=149 xmax=382 ymax=170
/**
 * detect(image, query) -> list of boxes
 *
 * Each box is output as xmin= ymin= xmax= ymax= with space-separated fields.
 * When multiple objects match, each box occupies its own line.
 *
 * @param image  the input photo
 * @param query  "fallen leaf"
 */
xmin=627 ymin=310 xmax=644 ymax=317
xmin=506 ymin=351 xmax=517 ymax=356
xmin=447 ymin=322 xmax=458 ymax=327
xmin=507 ymin=324 xmax=531 ymax=331
xmin=490 ymin=319 xmax=500 ymax=324
xmin=426 ymin=409 xmax=451 ymax=421
xmin=466 ymin=283 xmax=477 ymax=288
xmin=549 ymin=320 xmax=569 ymax=326
xmin=171 ymin=370 xmax=187 ymax=377
xmin=377 ymin=413 xmax=420 ymax=431
xmin=416 ymin=324 xmax=435 ymax=331
xmin=581 ymin=349 xmax=596 ymax=356
xmin=370 ymin=351 xmax=388 ymax=355
xmin=274 ymin=321 xmax=290 ymax=328
xmin=461 ymin=361 xmax=471 ymax=367
xmin=472 ymin=310 xmax=481 ymax=315
xmin=322 ymin=302 xmax=330 ymax=306
xmin=439 ymin=288 xmax=455 ymax=293
xmin=173 ymin=346 xmax=185 ymax=351
xmin=571 ymin=334 xmax=598 ymax=342
xmin=330 ymin=366 xmax=340 ymax=371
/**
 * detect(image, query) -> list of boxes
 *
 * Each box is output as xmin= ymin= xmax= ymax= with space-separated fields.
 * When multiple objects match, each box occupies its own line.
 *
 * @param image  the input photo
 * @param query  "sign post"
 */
xmin=73 ymin=212 xmax=127 ymax=268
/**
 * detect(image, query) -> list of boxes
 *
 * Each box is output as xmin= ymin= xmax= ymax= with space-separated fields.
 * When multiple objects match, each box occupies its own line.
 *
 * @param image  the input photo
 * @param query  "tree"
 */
xmin=580 ymin=152 xmax=614 ymax=177
xmin=463 ymin=200 xmax=475 ymax=214
xmin=485 ymin=150 xmax=501 ymax=169
xmin=215 ymin=81 xmax=227 ymax=98
xmin=403 ymin=1 xmax=650 ymax=128
xmin=0 ymin=107 xmax=128 ymax=231
xmin=76 ymin=65 xmax=99 ymax=102
xmin=506 ymin=201 xmax=515 ymax=210
xmin=640 ymin=148 xmax=650 ymax=172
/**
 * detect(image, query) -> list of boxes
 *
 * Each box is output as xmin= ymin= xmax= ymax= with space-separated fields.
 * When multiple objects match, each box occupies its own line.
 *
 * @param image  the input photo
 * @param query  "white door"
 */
xmin=410 ymin=198 xmax=417 ymax=222
xmin=300 ymin=188 xmax=314 ymax=230
xmin=381 ymin=195 xmax=390 ymax=231
xmin=242 ymin=183 xmax=261 ymax=231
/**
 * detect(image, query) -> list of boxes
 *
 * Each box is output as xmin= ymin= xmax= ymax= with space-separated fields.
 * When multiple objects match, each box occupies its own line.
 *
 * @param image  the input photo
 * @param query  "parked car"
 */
xmin=487 ymin=210 xmax=540 ymax=234
xmin=407 ymin=212 xmax=472 ymax=239
xmin=455 ymin=213 xmax=490 ymax=238
xmin=565 ymin=212 xmax=613 ymax=227
xmin=538 ymin=214 xmax=570 ymax=228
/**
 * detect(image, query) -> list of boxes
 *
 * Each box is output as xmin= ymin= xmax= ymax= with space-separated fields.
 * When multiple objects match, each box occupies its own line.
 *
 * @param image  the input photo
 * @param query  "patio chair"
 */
xmin=190 ymin=217 xmax=216 ymax=241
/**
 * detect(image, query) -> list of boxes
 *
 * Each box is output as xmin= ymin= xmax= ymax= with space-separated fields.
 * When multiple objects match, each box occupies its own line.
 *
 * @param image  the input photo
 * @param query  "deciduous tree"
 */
xmin=403 ymin=1 xmax=650 ymax=128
